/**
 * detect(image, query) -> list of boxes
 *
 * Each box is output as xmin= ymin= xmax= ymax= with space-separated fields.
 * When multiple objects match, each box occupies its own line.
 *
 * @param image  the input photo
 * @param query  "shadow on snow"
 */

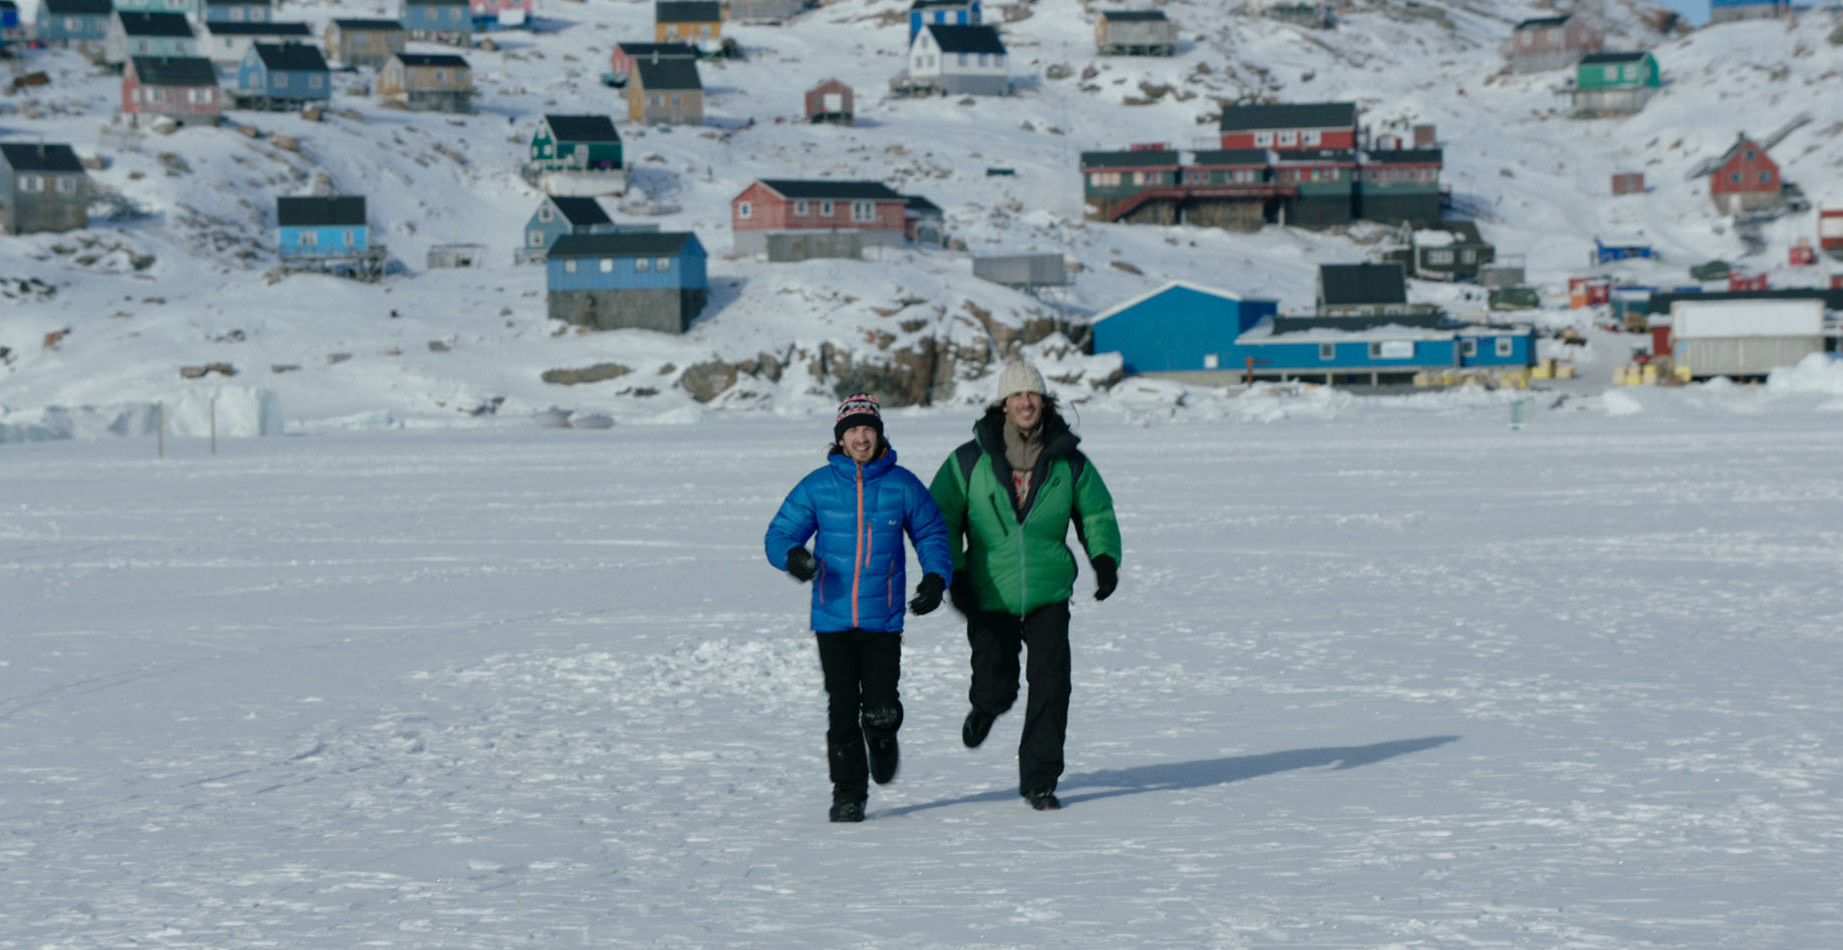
xmin=883 ymin=735 xmax=1460 ymax=816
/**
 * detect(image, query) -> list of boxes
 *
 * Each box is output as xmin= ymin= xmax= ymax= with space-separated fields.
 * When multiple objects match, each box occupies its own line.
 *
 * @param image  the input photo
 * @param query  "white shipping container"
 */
xmin=1669 ymin=299 xmax=1824 ymax=339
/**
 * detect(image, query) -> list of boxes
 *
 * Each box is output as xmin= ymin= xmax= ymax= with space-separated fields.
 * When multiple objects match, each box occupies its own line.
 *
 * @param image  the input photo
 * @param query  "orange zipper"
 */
xmin=851 ymin=464 xmax=864 ymax=628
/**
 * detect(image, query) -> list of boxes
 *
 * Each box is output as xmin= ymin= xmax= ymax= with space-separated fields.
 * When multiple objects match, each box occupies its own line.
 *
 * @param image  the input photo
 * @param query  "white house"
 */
xmin=906 ymin=23 xmax=1007 ymax=96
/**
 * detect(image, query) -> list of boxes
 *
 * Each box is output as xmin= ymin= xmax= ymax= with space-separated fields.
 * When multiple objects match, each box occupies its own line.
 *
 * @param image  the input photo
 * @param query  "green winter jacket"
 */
xmin=929 ymin=408 xmax=1122 ymax=616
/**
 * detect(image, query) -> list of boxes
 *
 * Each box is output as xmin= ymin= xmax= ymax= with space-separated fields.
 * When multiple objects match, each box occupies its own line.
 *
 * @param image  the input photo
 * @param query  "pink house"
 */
xmin=730 ymin=179 xmax=910 ymax=255
xmin=122 ymin=56 xmax=221 ymax=126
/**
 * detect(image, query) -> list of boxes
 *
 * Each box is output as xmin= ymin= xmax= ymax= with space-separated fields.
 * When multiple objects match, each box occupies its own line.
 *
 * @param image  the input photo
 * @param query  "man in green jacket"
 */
xmin=929 ymin=361 xmax=1122 ymax=811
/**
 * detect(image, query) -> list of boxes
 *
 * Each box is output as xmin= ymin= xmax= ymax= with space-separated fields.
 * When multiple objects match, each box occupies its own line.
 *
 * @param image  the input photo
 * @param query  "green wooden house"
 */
xmin=528 ymin=114 xmax=626 ymax=196
xmin=1572 ymin=51 xmax=1659 ymax=117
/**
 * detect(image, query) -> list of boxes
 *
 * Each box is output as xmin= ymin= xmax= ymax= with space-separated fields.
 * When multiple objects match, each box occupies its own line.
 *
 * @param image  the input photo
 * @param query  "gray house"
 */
xmin=1316 ymin=262 xmax=1441 ymax=319
xmin=519 ymin=195 xmax=615 ymax=262
xmin=378 ymin=52 xmax=472 ymax=112
xmin=730 ymin=0 xmax=803 ymax=22
xmin=1096 ymin=10 xmax=1176 ymax=56
xmin=106 ymin=10 xmax=197 ymax=68
xmin=1 ymin=143 xmax=92 ymax=235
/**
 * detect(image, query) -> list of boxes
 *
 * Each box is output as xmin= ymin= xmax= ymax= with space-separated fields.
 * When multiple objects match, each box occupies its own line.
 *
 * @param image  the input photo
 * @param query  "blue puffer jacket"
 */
xmin=765 ymin=445 xmax=953 ymax=633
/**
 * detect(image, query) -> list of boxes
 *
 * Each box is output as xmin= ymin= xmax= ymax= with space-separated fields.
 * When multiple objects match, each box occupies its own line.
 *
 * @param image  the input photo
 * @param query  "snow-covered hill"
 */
xmin=1 ymin=0 xmax=1840 ymax=430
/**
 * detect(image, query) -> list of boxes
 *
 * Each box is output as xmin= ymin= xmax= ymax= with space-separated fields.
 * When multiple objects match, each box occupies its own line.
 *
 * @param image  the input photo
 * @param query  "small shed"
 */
xmin=427 ymin=243 xmax=485 ymax=268
xmin=1096 ymin=10 xmax=1177 ymax=56
xmin=1593 ymin=235 xmax=1654 ymax=265
xmin=1669 ymin=298 xmax=1824 ymax=378
xmin=805 ymin=78 xmax=854 ymax=125
xmin=1611 ymin=170 xmax=1646 ymax=195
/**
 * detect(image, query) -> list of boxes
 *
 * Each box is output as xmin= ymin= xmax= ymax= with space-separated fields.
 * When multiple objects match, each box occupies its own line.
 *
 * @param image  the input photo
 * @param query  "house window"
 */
xmin=539 ymin=206 xmax=553 ymax=221
xmin=1604 ymin=66 xmax=1618 ymax=81
xmin=1318 ymin=343 xmax=1335 ymax=361
xmin=600 ymin=258 xmax=615 ymax=273
xmin=231 ymin=7 xmax=244 ymax=20
xmin=342 ymin=229 xmax=354 ymax=246
xmin=1496 ymin=337 xmax=1515 ymax=357
xmin=738 ymin=201 xmax=752 ymax=218
xmin=564 ymin=259 xmax=577 ymax=273
xmin=656 ymin=257 xmax=671 ymax=271
xmin=1303 ymin=130 xmax=1321 ymax=146
xmin=434 ymin=70 xmax=447 ymax=83
xmin=820 ymin=200 xmax=835 ymax=215
xmin=635 ymin=257 xmax=651 ymax=272
xmin=1253 ymin=131 xmax=1273 ymax=146
xmin=1744 ymin=149 xmax=1755 ymax=160
xmin=309 ymin=75 xmax=324 ymax=89
xmin=649 ymin=94 xmax=664 ymax=107
xmin=670 ymin=94 xmax=682 ymax=108
xmin=146 ymin=87 xmax=165 ymax=103
xmin=852 ymin=201 xmax=874 ymax=222
xmin=958 ymin=52 xmax=968 ymax=67
xmin=1462 ymin=339 xmax=1478 ymax=358
xmin=1367 ymin=342 xmax=1383 ymax=358
xmin=276 ymin=74 xmax=289 ymax=88
xmin=1428 ymin=249 xmax=1454 ymax=265
xmin=977 ymin=53 xmax=988 ymax=67
xmin=1278 ymin=131 xmax=1297 ymax=146
xmin=1460 ymin=249 xmax=1477 ymax=264
xmin=1622 ymin=64 xmax=1636 ymax=80
xmin=300 ymin=230 xmax=317 ymax=246
xmin=56 ymin=176 xmax=77 ymax=195
xmin=794 ymin=199 xmax=809 ymax=215
xmin=1730 ymin=172 xmax=1741 ymax=184
xmin=529 ymin=230 xmax=544 ymax=247
xmin=1758 ymin=171 xmax=1772 ymax=184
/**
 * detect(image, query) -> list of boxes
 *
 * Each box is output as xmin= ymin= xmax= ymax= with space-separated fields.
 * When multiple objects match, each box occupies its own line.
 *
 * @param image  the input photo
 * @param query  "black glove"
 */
xmin=948 ymin=579 xmax=980 ymax=617
xmin=908 ymin=573 xmax=945 ymax=615
xmin=785 ymin=546 xmax=817 ymax=582
xmin=1092 ymin=555 xmax=1118 ymax=601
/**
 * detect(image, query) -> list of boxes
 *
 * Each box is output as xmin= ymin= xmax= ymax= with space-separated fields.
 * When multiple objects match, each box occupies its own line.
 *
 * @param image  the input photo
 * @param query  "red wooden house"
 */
xmin=730 ymin=179 xmax=909 ymax=255
xmin=1709 ymin=135 xmax=1780 ymax=215
xmin=805 ymin=78 xmax=853 ymax=125
xmin=122 ymin=56 xmax=221 ymax=126
xmin=1218 ymin=102 xmax=1357 ymax=152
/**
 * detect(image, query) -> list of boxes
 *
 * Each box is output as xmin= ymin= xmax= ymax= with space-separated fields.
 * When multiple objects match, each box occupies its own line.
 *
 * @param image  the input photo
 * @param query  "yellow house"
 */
xmin=654 ymin=0 xmax=721 ymax=42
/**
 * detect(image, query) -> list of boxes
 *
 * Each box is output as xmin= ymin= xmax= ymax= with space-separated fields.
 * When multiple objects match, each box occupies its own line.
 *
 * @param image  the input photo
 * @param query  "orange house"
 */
xmin=654 ymin=0 xmax=720 ymax=43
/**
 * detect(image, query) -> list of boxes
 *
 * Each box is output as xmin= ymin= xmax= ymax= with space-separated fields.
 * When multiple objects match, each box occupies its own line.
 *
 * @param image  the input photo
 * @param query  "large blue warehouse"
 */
xmin=1090 ymin=281 xmax=1278 ymax=374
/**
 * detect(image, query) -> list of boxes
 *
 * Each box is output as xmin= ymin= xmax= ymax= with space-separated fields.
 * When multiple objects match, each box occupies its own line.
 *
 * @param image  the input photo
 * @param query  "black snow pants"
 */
xmin=815 ymin=630 xmax=903 ymax=803
xmin=966 ymin=600 xmax=1072 ymax=795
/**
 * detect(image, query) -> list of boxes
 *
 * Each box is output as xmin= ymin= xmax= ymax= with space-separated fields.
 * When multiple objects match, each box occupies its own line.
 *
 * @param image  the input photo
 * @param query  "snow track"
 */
xmin=4 ymin=403 xmax=1842 ymax=947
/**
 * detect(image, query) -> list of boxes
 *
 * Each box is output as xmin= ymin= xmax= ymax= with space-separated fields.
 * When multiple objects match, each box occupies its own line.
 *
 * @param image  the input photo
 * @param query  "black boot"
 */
xmin=962 ymin=708 xmax=995 ymax=748
xmin=1023 ymin=789 xmax=1061 ymax=811
xmin=829 ymin=799 xmax=866 ymax=823
xmin=868 ymin=736 xmax=899 ymax=785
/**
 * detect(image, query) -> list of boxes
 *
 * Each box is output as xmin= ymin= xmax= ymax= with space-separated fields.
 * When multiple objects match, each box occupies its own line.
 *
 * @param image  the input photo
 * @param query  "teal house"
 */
xmin=1572 ymin=51 xmax=1660 ymax=116
xmin=530 ymin=115 xmax=623 ymax=174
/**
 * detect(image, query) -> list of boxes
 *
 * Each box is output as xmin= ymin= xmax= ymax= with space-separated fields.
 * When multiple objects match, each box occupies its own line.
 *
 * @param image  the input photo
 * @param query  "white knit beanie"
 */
xmin=996 ymin=362 xmax=1046 ymax=400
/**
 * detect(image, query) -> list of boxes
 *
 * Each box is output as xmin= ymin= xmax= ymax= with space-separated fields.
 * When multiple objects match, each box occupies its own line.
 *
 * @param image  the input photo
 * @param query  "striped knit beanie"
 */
xmin=834 ymin=393 xmax=883 ymax=444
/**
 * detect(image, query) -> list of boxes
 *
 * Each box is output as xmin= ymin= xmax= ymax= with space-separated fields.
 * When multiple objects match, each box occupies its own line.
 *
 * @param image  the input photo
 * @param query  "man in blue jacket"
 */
xmin=765 ymin=393 xmax=953 ymax=823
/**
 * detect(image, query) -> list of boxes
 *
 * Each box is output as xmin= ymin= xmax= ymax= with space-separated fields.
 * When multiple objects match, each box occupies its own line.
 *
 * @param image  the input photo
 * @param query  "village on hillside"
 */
xmin=1 ymin=0 xmax=1840 ymax=417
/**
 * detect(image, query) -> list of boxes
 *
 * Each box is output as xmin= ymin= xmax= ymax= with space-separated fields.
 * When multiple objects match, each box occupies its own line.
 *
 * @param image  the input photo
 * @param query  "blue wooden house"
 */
xmin=545 ymin=232 xmax=709 ymax=333
xmin=1 ymin=1 xmax=20 ymax=45
xmin=908 ymin=0 xmax=980 ymax=41
xmin=401 ymin=0 xmax=471 ymax=44
xmin=1090 ymin=281 xmax=1277 ymax=374
xmin=276 ymin=195 xmax=385 ymax=279
xmin=1593 ymin=235 xmax=1654 ymax=265
xmin=520 ymin=195 xmax=616 ymax=262
xmin=199 ymin=0 xmax=274 ymax=23
xmin=235 ymin=42 xmax=331 ymax=109
xmin=35 ymin=0 xmax=113 ymax=50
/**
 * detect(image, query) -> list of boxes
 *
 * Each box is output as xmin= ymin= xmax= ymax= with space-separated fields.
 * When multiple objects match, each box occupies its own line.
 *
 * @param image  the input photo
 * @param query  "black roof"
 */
xmin=402 ymin=0 xmax=467 ymax=6
xmin=905 ymin=194 xmax=941 ymax=213
xmin=924 ymin=23 xmax=1006 ymax=54
xmin=277 ymin=195 xmax=365 ymax=227
xmin=0 ymin=142 xmax=85 ymax=173
xmin=911 ymin=0 xmax=974 ymax=9
xmin=130 ymin=56 xmax=218 ymax=86
xmin=118 ymin=11 xmax=195 ymax=37
xmin=1581 ymin=51 xmax=1650 ymax=64
xmin=1272 ymin=313 xmax=1453 ymax=334
xmin=1219 ymin=101 xmax=1357 ymax=132
xmin=1367 ymin=148 xmax=1442 ymax=164
xmin=253 ymin=42 xmax=329 ymax=71
xmin=1646 ymin=288 xmax=1843 ymax=316
xmin=1319 ymin=263 xmax=1408 ymax=306
xmin=656 ymin=0 xmax=720 ymax=20
xmin=41 ymin=0 xmax=111 ymax=15
xmin=617 ymin=40 xmax=698 ymax=57
xmin=1192 ymin=148 xmax=1270 ymax=166
xmin=1513 ymin=15 xmax=1570 ymax=29
xmin=542 ymin=114 xmax=621 ymax=143
xmin=632 ymin=57 xmax=701 ymax=90
xmin=547 ymin=196 xmax=613 ymax=226
xmin=1079 ymin=149 xmax=1178 ymax=168
xmin=548 ymin=231 xmax=700 ymax=258
xmin=757 ymin=179 xmax=905 ymax=200
xmin=206 ymin=21 xmax=312 ymax=36
xmin=1100 ymin=10 xmax=1168 ymax=21
xmin=332 ymin=17 xmax=407 ymax=30
xmin=392 ymin=52 xmax=471 ymax=68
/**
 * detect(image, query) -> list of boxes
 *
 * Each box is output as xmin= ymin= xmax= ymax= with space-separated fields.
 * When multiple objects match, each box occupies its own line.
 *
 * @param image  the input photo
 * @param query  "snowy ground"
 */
xmin=5 ymin=388 xmax=1843 ymax=949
